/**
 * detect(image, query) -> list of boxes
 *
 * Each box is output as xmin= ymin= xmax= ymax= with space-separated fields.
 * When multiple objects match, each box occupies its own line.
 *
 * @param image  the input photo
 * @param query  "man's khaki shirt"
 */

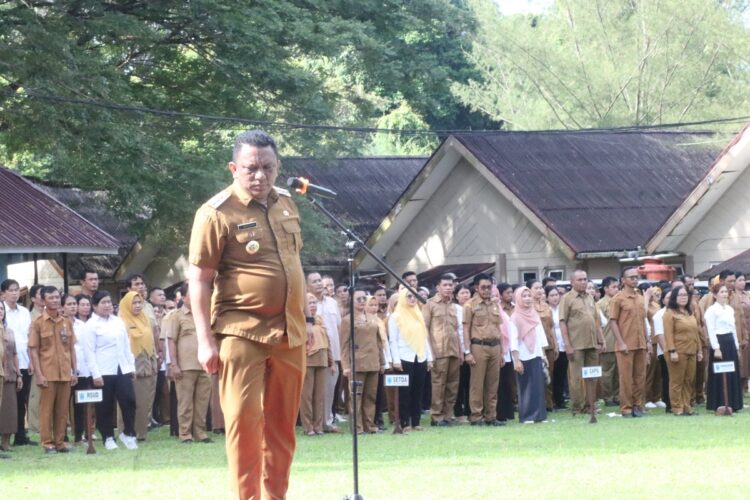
xmin=463 ymin=294 xmax=502 ymax=341
xmin=422 ymin=295 xmax=459 ymax=359
xmin=560 ymin=290 xmax=600 ymax=350
xmin=164 ymin=306 xmax=202 ymax=372
xmin=189 ymin=184 xmax=306 ymax=348
xmin=28 ymin=311 xmax=75 ymax=381
xmin=609 ymin=289 xmax=647 ymax=351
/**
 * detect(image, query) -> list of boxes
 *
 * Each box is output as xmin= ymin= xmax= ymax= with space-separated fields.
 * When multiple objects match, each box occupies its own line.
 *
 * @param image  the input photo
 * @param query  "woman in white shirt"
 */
xmin=704 ymin=285 xmax=743 ymax=412
xmin=510 ymin=286 xmax=548 ymax=424
xmin=453 ymin=284 xmax=472 ymax=423
xmin=82 ymin=291 xmax=137 ymax=450
xmin=389 ymin=288 xmax=433 ymax=431
xmin=60 ymin=294 xmax=91 ymax=445
xmin=496 ymin=284 xmax=514 ymax=422
xmin=546 ymin=286 xmax=568 ymax=410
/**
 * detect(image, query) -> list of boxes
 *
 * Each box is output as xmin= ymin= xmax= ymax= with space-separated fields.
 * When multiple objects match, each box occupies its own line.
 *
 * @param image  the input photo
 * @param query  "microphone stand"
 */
xmin=303 ymin=195 xmax=425 ymax=500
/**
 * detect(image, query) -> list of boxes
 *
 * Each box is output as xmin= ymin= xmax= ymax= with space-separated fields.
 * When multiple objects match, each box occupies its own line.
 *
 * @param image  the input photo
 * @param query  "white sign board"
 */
xmin=385 ymin=374 xmax=410 ymax=387
xmin=713 ymin=362 xmax=736 ymax=374
xmin=75 ymin=389 xmax=103 ymax=404
xmin=582 ymin=366 xmax=603 ymax=379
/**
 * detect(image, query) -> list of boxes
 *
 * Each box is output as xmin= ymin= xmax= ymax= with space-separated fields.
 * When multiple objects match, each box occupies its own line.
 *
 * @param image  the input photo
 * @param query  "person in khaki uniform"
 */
xmin=560 ymin=270 xmax=605 ymax=416
xmin=609 ymin=268 xmax=650 ymax=417
xmin=463 ymin=273 xmax=505 ymax=426
xmin=188 ymin=130 xmax=313 ymax=500
xmin=300 ymin=294 xmax=333 ymax=436
xmin=663 ymin=286 xmax=702 ymax=416
xmin=597 ymin=277 xmax=620 ymax=406
xmin=423 ymin=274 xmax=461 ymax=426
xmin=28 ymin=286 xmax=77 ymax=453
xmin=165 ymin=283 xmax=212 ymax=444
xmin=341 ymin=289 xmax=385 ymax=434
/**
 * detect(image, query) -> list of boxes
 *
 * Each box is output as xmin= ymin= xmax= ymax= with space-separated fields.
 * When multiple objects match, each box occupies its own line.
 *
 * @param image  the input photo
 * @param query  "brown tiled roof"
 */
xmin=0 ymin=166 xmax=120 ymax=254
xmin=454 ymin=131 xmax=722 ymax=253
xmin=697 ymin=249 xmax=750 ymax=280
xmin=284 ymin=157 xmax=427 ymax=241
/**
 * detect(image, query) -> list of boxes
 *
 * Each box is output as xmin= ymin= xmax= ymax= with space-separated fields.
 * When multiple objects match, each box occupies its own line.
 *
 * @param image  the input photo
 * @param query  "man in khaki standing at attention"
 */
xmin=423 ymin=274 xmax=461 ymax=426
xmin=189 ymin=130 xmax=313 ymax=499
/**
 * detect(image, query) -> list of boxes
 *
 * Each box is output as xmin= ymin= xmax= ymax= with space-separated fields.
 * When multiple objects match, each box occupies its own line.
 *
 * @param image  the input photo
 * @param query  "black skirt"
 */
xmin=706 ymin=333 xmax=743 ymax=411
xmin=516 ymin=357 xmax=547 ymax=423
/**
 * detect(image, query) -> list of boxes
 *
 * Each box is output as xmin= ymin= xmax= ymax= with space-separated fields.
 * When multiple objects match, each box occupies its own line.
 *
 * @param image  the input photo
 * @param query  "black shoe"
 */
xmin=430 ymin=420 xmax=438 ymax=427
xmin=181 ymin=439 xmax=193 ymax=444
xmin=213 ymin=429 xmax=225 ymax=435
xmin=0 ymin=452 xmax=10 ymax=459
xmin=44 ymin=447 xmax=58 ymax=454
xmin=604 ymin=401 xmax=619 ymax=407
xmin=470 ymin=420 xmax=483 ymax=426
xmin=437 ymin=420 xmax=452 ymax=427
xmin=487 ymin=420 xmax=506 ymax=427
xmin=632 ymin=410 xmax=644 ymax=418
xmin=200 ymin=438 xmax=213 ymax=444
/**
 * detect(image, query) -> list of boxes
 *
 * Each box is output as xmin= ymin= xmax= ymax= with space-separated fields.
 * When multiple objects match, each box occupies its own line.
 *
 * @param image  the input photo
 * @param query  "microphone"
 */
xmin=287 ymin=177 xmax=337 ymax=198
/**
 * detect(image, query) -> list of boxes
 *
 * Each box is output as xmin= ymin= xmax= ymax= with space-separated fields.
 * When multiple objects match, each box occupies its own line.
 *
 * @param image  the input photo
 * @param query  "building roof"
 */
xmin=454 ymin=131 xmax=721 ymax=253
xmin=697 ymin=248 xmax=750 ymax=280
xmin=0 ymin=166 xmax=120 ymax=254
xmin=284 ymin=156 xmax=427 ymax=241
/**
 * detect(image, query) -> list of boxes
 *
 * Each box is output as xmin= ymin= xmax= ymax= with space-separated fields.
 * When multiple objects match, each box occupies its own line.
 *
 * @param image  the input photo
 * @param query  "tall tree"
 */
xmin=454 ymin=0 xmax=750 ymax=130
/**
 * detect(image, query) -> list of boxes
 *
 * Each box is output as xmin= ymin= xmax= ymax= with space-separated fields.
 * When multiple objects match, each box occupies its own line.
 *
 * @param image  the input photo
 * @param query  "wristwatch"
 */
xmin=464 ymin=349 xmax=471 ymax=355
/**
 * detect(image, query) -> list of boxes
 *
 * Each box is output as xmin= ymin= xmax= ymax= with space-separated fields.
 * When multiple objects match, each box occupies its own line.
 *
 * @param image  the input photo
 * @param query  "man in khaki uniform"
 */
xmin=165 ymin=282 xmax=212 ymax=444
xmin=188 ymin=130 xmax=313 ymax=500
xmin=463 ymin=273 xmax=505 ymax=426
xmin=609 ymin=268 xmax=650 ymax=417
xmin=597 ymin=277 xmax=620 ymax=406
xmin=27 ymin=286 xmax=77 ymax=453
xmin=423 ymin=274 xmax=460 ymax=426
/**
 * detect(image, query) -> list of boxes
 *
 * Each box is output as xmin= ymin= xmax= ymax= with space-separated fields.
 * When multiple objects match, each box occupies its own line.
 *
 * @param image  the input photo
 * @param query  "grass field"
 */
xmin=4 ymin=403 xmax=750 ymax=499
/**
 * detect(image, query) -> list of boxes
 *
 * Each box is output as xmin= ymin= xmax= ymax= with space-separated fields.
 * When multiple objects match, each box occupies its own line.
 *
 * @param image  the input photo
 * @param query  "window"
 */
xmin=545 ymin=269 xmax=565 ymax=281
xmin=519 ymin=269 xmax=538 ymax=283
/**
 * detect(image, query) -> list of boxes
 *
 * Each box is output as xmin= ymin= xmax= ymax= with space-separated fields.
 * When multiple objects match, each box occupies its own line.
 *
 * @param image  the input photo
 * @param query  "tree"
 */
xmin=453 ymin=0 xmax=750 ymax=130
xmin=0 ymin=0 xmax=489 ymax=261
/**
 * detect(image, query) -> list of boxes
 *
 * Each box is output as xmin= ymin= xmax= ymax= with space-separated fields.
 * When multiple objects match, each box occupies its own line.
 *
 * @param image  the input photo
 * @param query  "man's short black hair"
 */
xmin=620 ymin=267 xmax=638 ymax=278
xmin=41 ymin=285 xmax=59 ymax=300
xmin=179 ymin=281 xmax=189 ymax=298
xmin=30 ymin=284 xmax=44 ymax=300
xmin=542 ymin=277 xmax=557 ymax=287
xmin=719 ymin=269 xmax=734 ymax=281
xmin=126 ymin=273 xmax=146 ymax=288
xmin=82 ymin=269 xmax=98 ymax=280
xmin=401 ymin=271 xmax=417 ymax=279
xmin=438 ymin=273 xmax=455 ymax=284
xmin=602 ymin=276 xmax=618 ymax=288
xmin=1 ymin=279 xmax=19 ymax=292
xmin=473 ymin=273 xmax=492 ymax=287
xmin=233 ymin=129 xmax=278 ymax=160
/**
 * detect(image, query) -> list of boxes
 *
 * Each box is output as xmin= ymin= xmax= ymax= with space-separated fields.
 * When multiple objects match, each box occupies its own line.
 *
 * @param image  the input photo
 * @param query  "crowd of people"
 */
xmin=0 ymin=265 xmax=746 ymax=457
xmin=300 ymin=267 xmax=748 ymax=435
xmin=0 ymin=271 xmax=222 ymax=457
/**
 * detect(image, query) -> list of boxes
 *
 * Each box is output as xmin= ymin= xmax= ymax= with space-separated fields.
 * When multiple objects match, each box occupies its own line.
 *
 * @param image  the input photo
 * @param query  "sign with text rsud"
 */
xmin=713 ymin=362 xmax=735 ymax=374
xmin=385 ymin=374 xmax=410 ymax=387
xmin=75 ymin=389 xmax=103 ymax=404
xmin=582 ymin=366 xmax=603 ymax=379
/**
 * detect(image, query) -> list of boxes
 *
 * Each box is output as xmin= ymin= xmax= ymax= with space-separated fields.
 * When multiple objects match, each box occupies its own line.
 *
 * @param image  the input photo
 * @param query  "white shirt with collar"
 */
xmin=82 ymin=313 xmax=136 ymax=379
xmin=317 ymin=295 xmax=341 ymax=361
xmin=509 ymin=321 xmax=548 ymax=361
xmin=388 ymin=313 xmax=433 ymax=364
xmin=73 ymin=317 xmax=92 ymax=377
xmin=4 ymin=301 xmax=31 ymax=369
xmin=704 ymin=302 xmax=739 ymax=350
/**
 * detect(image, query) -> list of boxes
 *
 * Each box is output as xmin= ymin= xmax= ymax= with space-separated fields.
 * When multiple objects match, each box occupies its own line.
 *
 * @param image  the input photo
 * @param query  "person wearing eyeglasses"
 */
xmin=340 ymin=289 xmax=385 ymax=434
xmin=609 ymin=267 xmax=650 ymax=418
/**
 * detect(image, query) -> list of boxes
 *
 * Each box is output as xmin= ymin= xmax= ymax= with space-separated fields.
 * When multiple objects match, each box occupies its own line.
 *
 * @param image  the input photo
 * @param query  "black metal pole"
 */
xmin=62 ymin=253 xmax=69 ymax=294
xmin=346 ymin=241 xmax=362 ymax=500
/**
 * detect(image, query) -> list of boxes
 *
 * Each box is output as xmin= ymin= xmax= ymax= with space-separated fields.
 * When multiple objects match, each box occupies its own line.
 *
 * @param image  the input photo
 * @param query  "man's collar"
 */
xmin=43 ymin=309 xmax=62 ymax=322
xmin=3 ymin=301 xmax=19 ymax=311
xmin=232 ymin=182 xmax=279 ymax=207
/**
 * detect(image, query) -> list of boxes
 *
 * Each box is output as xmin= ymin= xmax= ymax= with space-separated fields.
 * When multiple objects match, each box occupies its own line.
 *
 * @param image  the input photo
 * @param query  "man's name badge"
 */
xmin=246 ymin=240 xmax=260 ymax=255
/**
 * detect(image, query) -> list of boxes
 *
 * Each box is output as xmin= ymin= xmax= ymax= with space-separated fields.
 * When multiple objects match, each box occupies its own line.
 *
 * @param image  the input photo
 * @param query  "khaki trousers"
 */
xmin=219 ymin=335 xmax=305 ymax=500
xmin=28 ymin=377 xmax=40 ymax=433
xmin=616 ymin=349 xmax=647 ymax=414
xmin=599 ymin=352 xmax=619 ymax=402
xmin=567 ymin=349 xmax=599 ymax=412
xmin=645 ymin=346 xmax=662 ymax=403
xmin=430 ymin=356 xmax=460 ymax=422
xmin=300 ymin=366 xmax=328 ymax=434
xmin=176 ymin=370 xmax=212 ymax=441
xmin=210 ymin=373 xmax=224 ymax=430
xmin=666 ymin=353 xmax=696 ymax=414
xmin=469 ymin=344 xmax=500 ymax=423
xmin=39 ymin=381 xmax=70 ymax=449
xmin=133 ymin=374 xmax=157 ymax=440
xmin=351 ymin=371 xmax=379 ymax=433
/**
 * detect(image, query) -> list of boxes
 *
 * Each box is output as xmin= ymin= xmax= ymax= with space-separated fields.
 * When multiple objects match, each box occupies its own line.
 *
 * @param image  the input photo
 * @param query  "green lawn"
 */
xmin=3 ymin=404 xmax=750 ymax=499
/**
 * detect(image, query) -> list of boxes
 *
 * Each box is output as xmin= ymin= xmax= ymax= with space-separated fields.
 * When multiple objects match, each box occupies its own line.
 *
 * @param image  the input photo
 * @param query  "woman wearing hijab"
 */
xmin=388 ymin=288 xmax=433 ymax=431
xmin=510 ymin=286 xmax=549 ymax=424
xmin=528 ymin=280 xmax=557 ymax=411
xmin=119 ymin=291 xmax=158 ymax=441
xmin=300 ymin=293 xmax=333 ymax=436
xmin=0 ymin=302 xmax=22 ymax=451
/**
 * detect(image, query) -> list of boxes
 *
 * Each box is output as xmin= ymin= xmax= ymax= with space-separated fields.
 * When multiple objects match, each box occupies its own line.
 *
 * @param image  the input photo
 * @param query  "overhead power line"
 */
xmin=6 ymin=88 xmax=750 ymax=135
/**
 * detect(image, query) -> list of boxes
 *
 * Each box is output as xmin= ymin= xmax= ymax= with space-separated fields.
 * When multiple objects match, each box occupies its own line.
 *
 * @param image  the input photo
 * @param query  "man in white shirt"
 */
xmin=306 ymin=272 xmax=343 ymax=432
xmin=1 ymin=279 xmax=35 ymax=446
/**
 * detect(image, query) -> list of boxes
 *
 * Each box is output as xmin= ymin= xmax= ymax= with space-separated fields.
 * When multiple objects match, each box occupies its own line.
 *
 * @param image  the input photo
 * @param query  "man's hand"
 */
xmin=697 ymin=350 xmax=704 ymax=363
xmin=616 ymin=340 xmax=628 ymax=354
xmin=465 ymin=353 xmax=476 ymax=366
xmin=198 ymin=337 xmax=220 ymax=375
xmin=36 ymin=374 xmax=48 ymax=388
xmin=565 ymin=345 xmax=575 ymax=361
xmin=171 ymin=365 xmax=183 ymax=380
xmin=670 ymin=352 xmax=679 ymax=363
xmin=597 ymin=343 xmax=606 ymax=354
xmin=343 ymin=368 xmax=351 ymax=378
xmin=70 ymin=375 xmax=78 ymax=387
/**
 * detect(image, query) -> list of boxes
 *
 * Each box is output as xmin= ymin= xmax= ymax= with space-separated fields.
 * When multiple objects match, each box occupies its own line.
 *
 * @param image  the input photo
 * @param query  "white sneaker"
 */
xmin=655 ymin=401 xmax=667 ymax=408
xmin=335 ymin=415 xmax=348 ymax=423
xmin=104 ymin=437 xmax=118 ymax=450
xmin=644 ymin=402 xmax=657 ymax=409
xmin=119 ymin=434 xmax=138 ymax=450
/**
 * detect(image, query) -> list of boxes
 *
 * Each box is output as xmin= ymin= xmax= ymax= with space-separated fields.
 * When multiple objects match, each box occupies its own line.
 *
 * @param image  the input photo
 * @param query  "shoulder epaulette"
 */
xmin=275 ymin=187 xmax=291 ymax=197
xmin=206 ymin=189 xmax=231 ymax=209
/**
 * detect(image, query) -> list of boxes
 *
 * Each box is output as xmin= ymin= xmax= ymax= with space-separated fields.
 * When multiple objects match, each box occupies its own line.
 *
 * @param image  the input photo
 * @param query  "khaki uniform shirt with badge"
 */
xmin=27 ymin=311 xmax=75 ymax=382
xmin=422 ymin=295 xmax=460 ymax=359
xmin=560 ymin=290 xmax=600 ymax=350
xmin=164 ymin=306 xmax=202 ymax=372
xmin=189 ymin=184 xmax=306 ymax=348
xmin=463 ymin=294 xmax=502 ymax=341
xmin=609 ymin=289 xmax=647 ymax=351
xmin=597 ymin=296 xmax=616 ymax=352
